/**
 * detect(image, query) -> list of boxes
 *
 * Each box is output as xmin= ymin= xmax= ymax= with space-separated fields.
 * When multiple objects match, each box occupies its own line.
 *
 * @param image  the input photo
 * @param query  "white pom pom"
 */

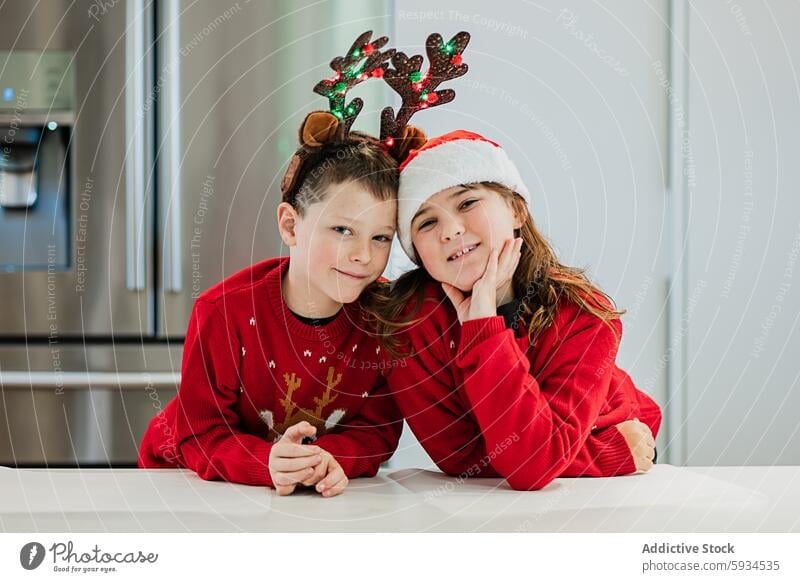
xmin=324 ymin=408 xmax=346 ymax=430
xmin=258 ymin=409 xmax=274 ymax=429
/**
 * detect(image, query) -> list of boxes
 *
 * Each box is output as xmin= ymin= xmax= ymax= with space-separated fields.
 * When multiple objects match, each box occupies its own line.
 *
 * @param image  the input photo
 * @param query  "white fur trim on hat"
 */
xmin=396 ymin=133 xmax=530 ymax=263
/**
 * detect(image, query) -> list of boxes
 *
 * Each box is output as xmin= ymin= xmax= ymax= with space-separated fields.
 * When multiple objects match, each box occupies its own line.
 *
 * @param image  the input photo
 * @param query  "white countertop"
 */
xmin=1 ymin=464 xmax=797 ymax=532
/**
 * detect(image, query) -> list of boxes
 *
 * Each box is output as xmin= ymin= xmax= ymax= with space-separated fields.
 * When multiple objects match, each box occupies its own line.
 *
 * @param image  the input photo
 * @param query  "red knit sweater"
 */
xmin=386 ymin=282 xmax=662 ymax=491
xmin=138 ymin=257 xmax=403 ymax=487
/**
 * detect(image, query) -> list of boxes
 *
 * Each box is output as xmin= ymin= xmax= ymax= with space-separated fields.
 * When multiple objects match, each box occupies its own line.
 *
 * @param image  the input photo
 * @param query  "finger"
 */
xmin=282 ymin=421 xmax=317 ymax=443
xmin=271 ymin=454 xmax=322 ymax=473
xmin=639 ymin=457 xmax=654 ymax=472
xmin=634 ymin=428 xmax=655 ymax=446
xmin=316 ymin=463 xmax=346 ymax=493
xmin=508 ymin=238 xmax=523 ymax=271
xmin=495 ymin=239 xmax=515 ymax=280
xmin=319 ymin=471 xmax=348 ymax=497
xmin=272 ymin=442 xmax=322 ymax=458
xmin=322 ymin=476 xmax=348 ymax=498
xmin=300 ymin=464 xmax=327 ymax=487
xmin=500 ymin=238 xmax=518 ymax=267
xmin=273 ymin=466 xmax=316 ymax=486
xmin=482 ymin=248 xmax=500 ymax=284
xmin=300 ymin=456 xmax=329 ymax=486
xmin=501 ymin=240 xmax=523 ymax=284
xmin=275 ymin=484 xmax=295 ymax=496
xmin=441 ymin=282 xmax=466 ymax=306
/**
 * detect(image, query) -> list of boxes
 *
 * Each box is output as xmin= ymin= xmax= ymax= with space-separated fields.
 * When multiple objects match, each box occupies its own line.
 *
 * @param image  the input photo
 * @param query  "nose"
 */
xmin=439 ymin=213 xmax=465 ymax=243
xmin=349 ymin=237 xmax=371 ymax=264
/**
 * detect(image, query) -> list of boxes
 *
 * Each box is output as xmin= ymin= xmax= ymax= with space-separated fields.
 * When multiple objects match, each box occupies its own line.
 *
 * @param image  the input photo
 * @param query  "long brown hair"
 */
xmin=374 ymin=181 xmax=625 ymax=357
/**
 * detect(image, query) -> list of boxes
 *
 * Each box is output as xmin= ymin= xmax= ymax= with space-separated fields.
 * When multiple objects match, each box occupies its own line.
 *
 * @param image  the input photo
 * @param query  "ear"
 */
xmin=277 ymin=202 xmax=300 ymax=247
xmin=300 ymin=111 xmax=339 ymax=147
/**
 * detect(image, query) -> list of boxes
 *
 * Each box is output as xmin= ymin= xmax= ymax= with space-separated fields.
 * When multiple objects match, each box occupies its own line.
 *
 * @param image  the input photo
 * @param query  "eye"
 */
xmin=416 ymin=218 xmax=436 ymax=231
xmin=373 ymin=234 xmax=393 ymax=243
xmin=333 ymin=226 xmax=353 ymax=236
xmin=459 ymin=198 xmax=478 ymax=211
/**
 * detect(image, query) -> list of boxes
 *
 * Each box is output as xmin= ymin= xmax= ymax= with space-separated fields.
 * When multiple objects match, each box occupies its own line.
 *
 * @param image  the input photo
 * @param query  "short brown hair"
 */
xmin=286 ymin=132 xmax=398 ymax=216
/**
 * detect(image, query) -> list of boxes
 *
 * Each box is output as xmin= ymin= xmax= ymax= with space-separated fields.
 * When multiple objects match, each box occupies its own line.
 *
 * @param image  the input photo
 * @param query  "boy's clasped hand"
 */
xmin=268 ymin=421 xmax=348 ymax=497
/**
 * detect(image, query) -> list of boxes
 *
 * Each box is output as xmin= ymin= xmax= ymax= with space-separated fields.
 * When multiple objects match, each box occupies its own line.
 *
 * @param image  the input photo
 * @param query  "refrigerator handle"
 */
xmin=160 ymin=0 xmax=183 ymax=293
xmin=0 ymin=371 xmax=180 ymax=389
xmin=125 ymin=0 xmax=149 ymax=291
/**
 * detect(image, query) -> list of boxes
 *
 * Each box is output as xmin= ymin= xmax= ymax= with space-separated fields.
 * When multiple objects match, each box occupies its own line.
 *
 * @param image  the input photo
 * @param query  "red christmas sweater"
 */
xmin=138 ymin=257 xmax=403 ymax=487
xmin=386 ymin=282 xmax=662 ymax=491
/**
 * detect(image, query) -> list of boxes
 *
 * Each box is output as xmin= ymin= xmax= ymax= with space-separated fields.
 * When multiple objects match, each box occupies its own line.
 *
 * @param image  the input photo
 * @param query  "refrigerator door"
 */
xmin=0 ymin=0 xmax=155 ymax=337
xmin=155 ymin=0 xmax=391 ymax=337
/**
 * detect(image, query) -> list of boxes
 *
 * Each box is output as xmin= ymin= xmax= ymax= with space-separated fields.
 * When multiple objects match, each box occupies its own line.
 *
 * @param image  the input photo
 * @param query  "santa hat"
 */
xmin=396 ymin=130 xmax=530 ymax=262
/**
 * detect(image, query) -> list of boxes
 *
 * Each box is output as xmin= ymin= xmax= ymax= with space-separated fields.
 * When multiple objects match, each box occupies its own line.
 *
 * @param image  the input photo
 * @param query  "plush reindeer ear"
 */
xmin=393 ymin=124 xmax=427 ymax=161
xmin=300 ymin=111 xmax=340 ymax=147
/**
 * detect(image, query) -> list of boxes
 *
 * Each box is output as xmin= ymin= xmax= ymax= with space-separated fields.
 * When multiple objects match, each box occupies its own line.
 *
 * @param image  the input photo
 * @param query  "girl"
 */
xmin=380 ymin=130 xmax=662 ymax=491
xmin=139 ymin=32 xmax=405 ymax=497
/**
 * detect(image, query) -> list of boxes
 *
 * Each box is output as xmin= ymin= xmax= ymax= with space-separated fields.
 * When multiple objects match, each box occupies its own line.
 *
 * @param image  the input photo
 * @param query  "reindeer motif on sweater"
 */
xmin=259 ymin=366 xmax=347 ymax=442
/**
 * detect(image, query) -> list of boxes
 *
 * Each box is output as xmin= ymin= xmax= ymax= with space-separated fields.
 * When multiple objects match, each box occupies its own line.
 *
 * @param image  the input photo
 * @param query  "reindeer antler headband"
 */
xmin=313 ymin=31 xmax=394 ymax=141
xmin=280 ymin=30 xmax=471 ymax=202
xmin=380 ymin=31 xmax=470 ymax=159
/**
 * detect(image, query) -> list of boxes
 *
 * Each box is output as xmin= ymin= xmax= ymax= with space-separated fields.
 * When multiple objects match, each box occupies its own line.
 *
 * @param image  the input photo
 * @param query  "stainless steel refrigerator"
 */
xmin=0 ymin=0 xmax=390 ymax=465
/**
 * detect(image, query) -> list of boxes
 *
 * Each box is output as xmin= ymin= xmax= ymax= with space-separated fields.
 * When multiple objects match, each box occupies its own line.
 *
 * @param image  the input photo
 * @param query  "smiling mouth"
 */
xmin=448 ymin=244 xmax=479 ymax=262
xmin=334 ymin=269 xmax=369 ymax=280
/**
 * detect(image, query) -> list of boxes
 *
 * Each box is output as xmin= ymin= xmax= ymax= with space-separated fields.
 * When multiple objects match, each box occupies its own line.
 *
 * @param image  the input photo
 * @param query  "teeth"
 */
xmin=450 ymin=245 xmax=476 ymax=260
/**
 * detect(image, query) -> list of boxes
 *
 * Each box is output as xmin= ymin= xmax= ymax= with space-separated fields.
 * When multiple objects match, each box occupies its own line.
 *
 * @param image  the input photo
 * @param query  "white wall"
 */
xmin=685 ymin=2 xmax=800 ymax=465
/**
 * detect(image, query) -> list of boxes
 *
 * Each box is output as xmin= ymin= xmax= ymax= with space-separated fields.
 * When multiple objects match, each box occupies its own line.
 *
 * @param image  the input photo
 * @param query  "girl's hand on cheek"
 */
xmin=442 ymin=239 xmax=521 ymax=323
xmin=469 ymin=247 xmax=501 ymax=320
xmin=443 ymin=248 xmax=501 ymax=323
